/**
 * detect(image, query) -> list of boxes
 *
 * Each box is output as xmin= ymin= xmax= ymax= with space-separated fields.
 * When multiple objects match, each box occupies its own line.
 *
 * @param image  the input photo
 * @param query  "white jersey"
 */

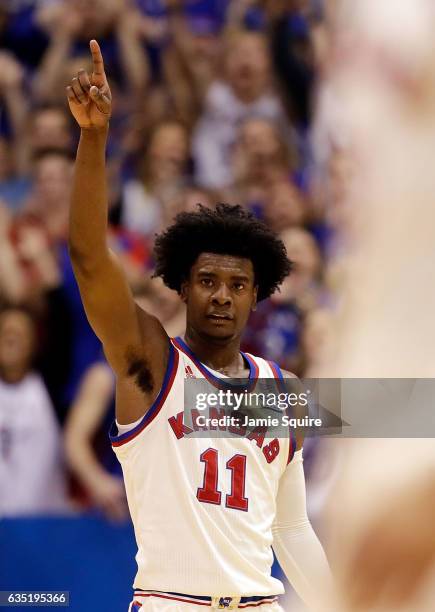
xmin=110 ymin=337 xmax=295 ymax=597
xmin=0 ymin=372 xmax=67 ymax=516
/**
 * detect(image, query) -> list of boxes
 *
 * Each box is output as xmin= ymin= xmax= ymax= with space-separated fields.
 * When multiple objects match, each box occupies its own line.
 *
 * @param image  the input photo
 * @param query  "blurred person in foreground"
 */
xmin=65 ymin=40 xmax=332 ymax=611
xmin=0 ymin=306 xmax=68 ymax=516
xmin=310 ymin=0 xmax=435 ymax=610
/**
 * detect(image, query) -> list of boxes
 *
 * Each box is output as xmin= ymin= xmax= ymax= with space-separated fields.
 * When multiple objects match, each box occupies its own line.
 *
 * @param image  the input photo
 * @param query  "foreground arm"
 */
xmin=66 ymin=40 xmax=168 ymax=423
xmin=272 ymin=450 xmax=333 ymax=609
xmin=345 ymin=475 xmax=435 ymax=609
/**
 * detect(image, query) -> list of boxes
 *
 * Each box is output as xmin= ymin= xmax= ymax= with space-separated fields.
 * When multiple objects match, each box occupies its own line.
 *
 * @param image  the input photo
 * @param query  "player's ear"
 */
xmin=251 ymin=286 xmax=258 ymax=312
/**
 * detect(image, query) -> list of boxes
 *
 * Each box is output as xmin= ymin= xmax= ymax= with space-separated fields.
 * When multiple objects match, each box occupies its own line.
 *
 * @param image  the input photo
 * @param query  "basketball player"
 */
xmin=66 ymin=40 xmax=331 ymax=612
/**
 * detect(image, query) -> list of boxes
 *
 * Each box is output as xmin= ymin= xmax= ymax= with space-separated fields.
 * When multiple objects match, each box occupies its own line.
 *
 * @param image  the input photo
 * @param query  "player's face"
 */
xmin=182 ymin=253 xmax=257 ymax=341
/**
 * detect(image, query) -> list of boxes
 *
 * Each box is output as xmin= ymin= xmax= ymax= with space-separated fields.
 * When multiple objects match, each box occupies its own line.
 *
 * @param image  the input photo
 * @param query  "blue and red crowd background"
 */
xmin=0 ymin=1 xmax=334 ymax=610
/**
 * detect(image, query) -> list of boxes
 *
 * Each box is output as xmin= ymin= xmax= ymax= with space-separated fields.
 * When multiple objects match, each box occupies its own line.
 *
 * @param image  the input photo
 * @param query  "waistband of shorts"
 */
xmin=133 ymin=590 xmax=278 ymax=608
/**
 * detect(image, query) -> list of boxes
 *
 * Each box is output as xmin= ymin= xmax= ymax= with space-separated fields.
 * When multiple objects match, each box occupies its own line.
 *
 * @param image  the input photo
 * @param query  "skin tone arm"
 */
xmin=0 ymin=52 xmax=29 ymax=175
xmin=0 ymin=204 xmax=27 ymax=303
xmin=115 ymin=6 xmax=150 ymax=98
xmin=163 ymin=0 xmax=215 ymax=125
xmin=33 ymin=3 xmax=83 ymax=104
xmin=345 ymin=475 xmax=435 ymax=609
xmin=66 ymin=40 xmax=168 ymax=424
xmin=64 ymin=362 xmax=128 ymax=521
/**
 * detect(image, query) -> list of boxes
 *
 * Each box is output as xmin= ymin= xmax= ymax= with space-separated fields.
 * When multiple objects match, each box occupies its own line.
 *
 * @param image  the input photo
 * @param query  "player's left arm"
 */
xmin=272 ymin=444 xmax=333 ymax=609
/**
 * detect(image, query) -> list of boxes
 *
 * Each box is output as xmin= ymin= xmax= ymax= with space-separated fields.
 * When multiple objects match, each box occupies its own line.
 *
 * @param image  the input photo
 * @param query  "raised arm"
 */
xmin=66 ymin=41 xmax=169 ymax=423
xmin=0 ymin=52 xmax=29 ymax=174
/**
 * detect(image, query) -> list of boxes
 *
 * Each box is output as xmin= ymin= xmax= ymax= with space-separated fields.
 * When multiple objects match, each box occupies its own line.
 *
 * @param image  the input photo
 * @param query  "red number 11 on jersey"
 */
xmin=197 ymin=448 xmax=249 ymax=512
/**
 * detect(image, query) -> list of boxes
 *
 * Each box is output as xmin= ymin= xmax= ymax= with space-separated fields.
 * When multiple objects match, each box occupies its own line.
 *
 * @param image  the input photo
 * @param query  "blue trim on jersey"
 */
xmin=136 ymin=590 xmax=210 ymax=602
xmin=267 ymin=360 xmax=299 ymax=463
xmin=174 ymin=336 xmax=258 ymax=390
xmin=287 ymin=428 xmax=297 ymax=464
xmin=109 ymin=341 xmax=177 ymax=444
xmin=134 ymin=590 xmax=279 ymax=604
xmin=269 ymin=360 xmax=284 ymax=380
xmin=240 ymin=595 xmax=277 ymax=603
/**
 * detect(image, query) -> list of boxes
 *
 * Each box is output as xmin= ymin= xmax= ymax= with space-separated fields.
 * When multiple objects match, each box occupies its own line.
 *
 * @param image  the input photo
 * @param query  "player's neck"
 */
xmin=182 ymin=328 xmax=243 ymax=374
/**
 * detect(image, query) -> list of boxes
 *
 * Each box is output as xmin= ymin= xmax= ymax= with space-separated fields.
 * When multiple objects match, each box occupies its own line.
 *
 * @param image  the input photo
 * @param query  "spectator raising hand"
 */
xmin=0 ymin=51 xmax=28 ymax=174
xmin=35 ymin=2 xmax=149 ymax=105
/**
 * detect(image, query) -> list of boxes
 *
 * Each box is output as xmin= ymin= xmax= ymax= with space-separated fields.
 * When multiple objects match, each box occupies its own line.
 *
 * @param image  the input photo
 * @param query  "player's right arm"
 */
xmin=66 ymin=40 xmax=169 ymax=423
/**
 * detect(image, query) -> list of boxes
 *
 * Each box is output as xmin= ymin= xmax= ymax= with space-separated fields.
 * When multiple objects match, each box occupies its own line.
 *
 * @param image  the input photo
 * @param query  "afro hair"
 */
xmin=153 ymin=204 xmax=292 ymax=301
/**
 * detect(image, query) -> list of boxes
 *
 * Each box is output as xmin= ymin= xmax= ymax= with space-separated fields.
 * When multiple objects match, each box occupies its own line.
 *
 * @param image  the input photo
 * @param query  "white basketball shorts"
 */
xmin=128 ymin=591 xmax=284 ymax=611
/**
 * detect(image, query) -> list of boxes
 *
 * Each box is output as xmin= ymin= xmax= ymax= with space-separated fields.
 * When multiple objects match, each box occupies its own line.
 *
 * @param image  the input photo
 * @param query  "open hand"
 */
xmin=66 ymin=40 xmax=112 ymax=129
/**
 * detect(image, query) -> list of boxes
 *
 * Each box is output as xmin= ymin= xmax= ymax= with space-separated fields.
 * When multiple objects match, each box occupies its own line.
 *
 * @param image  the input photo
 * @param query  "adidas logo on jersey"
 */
xmin=185 ymin=365 xmax=196 ymax=378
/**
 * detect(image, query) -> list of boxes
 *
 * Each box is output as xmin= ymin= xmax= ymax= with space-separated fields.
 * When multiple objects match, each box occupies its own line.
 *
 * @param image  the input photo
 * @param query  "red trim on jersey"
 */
xmin=111 ymin=345 xmax=179 ymax=447
xmin=133 ymin=593 xmax=210 ymax=606
xmin=239 ymin=598 xmax=278 ymax=608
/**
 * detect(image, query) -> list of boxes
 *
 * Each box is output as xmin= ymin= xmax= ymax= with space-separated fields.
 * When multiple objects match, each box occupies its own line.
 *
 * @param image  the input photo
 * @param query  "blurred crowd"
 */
xmin=0 ymin=0 xmax=341 ymax=520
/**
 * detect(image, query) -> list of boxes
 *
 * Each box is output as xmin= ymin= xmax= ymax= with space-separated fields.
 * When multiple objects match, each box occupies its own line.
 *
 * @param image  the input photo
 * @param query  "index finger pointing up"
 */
xmin=90 ymin=39 xmax=105 ymax=76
